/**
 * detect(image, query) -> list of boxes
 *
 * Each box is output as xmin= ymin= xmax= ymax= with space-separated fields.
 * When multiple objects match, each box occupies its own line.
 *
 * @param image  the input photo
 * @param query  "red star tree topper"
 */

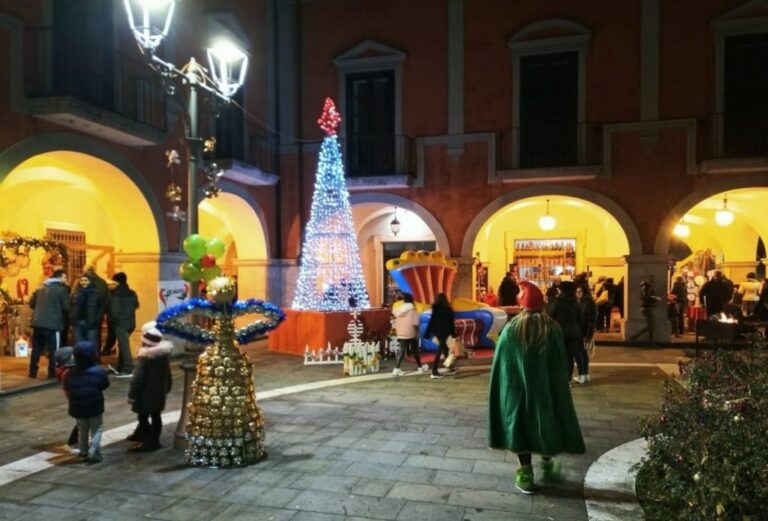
xmin=317 ymin=97 xmax=341 ymax=136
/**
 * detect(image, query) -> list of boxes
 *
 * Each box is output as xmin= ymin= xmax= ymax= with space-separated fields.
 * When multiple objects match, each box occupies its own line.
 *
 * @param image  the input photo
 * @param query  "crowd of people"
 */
xmin=25 ymin=267 xmax=173 ymax=462
xmin=27 ymin=267 xmax=140 ymax=380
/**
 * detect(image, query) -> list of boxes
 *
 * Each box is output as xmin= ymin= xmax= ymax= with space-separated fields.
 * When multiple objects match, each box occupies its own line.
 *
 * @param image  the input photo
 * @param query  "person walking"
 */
xmin=575 ymin=284 xmax=596 ymax=384
xmin=63 ymin=341 xmax=110 ymax=463
xmin=630 ymin=280 xmax=661 ymax=346
xmin=28 ymin=269 xmax=70 ymax=379
xmin=71 ymin=274 xmax=100 ymax=345
xmin=106 ymin=272 xmax=140 ymax=378
xmin=488 ymin=281 xmax=585 ymax=494
xmin=546 ymin=281 xmax=582 ymax=384
xmin=392 ymin=293 xmax=428 ymax=376
xmin=127 ymin=324 xmax=172 ymax=452
xmin=424 ymin=293 xmax=456 ymax=380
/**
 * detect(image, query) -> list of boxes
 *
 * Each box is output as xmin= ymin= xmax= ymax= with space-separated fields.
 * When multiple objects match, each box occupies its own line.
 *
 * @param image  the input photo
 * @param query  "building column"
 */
xmin=622 ymin=254 xmax=671 ymax=343
xmin=453 ymin=256 xmax=474 ymax=301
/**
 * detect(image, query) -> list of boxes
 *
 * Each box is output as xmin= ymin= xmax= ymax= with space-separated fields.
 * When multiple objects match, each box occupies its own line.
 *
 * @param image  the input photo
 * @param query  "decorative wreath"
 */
xmin=155 ymin=297 xmax=285 ymax=345
xmin=0 ymin=233 xmax=68 ymax=268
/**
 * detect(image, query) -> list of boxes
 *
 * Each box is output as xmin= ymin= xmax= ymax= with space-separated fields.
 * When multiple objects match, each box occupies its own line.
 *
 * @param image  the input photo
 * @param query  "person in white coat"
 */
xmin=738 ymin=272 xmax=762 ymax=317
xmin=392 ymin=293 xmax=428 ymax=376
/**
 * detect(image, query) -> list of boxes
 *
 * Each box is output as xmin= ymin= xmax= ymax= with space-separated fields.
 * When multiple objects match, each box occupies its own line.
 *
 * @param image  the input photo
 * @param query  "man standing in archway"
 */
xmin=28 ymin=270 xmax=70 ymax=379
xmin=107 ymin=273 xmax=139 ymax=378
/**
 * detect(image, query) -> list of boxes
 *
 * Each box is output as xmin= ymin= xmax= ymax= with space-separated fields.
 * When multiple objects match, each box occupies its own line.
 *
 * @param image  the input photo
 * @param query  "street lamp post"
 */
xmin=124 ymin=0 xmax=248 ymax=449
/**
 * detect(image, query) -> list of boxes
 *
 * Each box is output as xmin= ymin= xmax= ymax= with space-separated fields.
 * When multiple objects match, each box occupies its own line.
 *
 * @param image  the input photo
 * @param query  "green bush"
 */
xmin=636 ymin=337 xmax=768 ymax=521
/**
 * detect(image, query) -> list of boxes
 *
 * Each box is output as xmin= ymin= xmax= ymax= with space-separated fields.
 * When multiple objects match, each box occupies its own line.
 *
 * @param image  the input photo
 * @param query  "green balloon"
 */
xmin=183 ymin=234 xmax=208 ymax=260
xmin=201 ymin=265 xmax=222 ymax=282
xmin=179 ymin=260 xmax=203 ymax=283
xmin=206 ymin=238 xmax=226 ymax=259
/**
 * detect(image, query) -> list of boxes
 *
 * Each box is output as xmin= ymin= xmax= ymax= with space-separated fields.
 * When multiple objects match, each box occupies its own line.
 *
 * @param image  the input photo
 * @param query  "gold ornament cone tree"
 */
xmin=155 ymin=277 xmax=285 ymax=468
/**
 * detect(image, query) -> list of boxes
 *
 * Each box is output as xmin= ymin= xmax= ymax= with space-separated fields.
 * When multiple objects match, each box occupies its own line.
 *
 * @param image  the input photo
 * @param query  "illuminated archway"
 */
xmin=465 ymin=188 xmax=635 ymax=293
xmin=655 ymin=184 xmax=768 ymax=284
xmin=350 ymin=193 xmax=448 ymax=306
xmin=199 ymin=188 xmax=269 ymax=298
xmin=0 ymin=140 xmax=163 ymax=327
xmin=654 ymin=175 xmax=768 ymax=257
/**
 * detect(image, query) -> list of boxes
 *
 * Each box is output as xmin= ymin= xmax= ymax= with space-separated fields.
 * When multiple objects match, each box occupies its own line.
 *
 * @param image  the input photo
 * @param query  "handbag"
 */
xmin=584 ymin=338 xmax=596 ymax=359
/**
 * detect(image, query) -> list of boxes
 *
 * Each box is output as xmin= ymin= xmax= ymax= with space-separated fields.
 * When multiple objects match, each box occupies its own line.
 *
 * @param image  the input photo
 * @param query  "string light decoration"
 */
xmin=292 ymin=98 xmax=371 ymax=311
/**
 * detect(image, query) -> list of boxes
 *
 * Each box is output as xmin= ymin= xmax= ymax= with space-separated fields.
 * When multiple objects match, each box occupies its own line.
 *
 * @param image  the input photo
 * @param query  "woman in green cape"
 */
xmin=488 ymin=280 xmax=585 ymax=493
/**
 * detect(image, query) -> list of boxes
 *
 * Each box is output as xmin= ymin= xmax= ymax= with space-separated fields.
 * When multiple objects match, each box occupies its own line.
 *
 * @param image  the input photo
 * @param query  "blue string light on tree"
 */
xmin=292 ymin=98 xmax=371 ymax=311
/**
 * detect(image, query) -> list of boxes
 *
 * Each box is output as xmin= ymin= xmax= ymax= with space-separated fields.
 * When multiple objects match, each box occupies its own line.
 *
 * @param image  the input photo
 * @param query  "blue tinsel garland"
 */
xmin=155 ymin=297 xmax=285 ymax=345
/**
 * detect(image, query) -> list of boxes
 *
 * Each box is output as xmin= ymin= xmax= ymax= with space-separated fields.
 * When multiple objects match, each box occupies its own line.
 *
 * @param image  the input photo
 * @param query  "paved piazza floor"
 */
xmin=0 ymin=342 xmax=685 ymax=521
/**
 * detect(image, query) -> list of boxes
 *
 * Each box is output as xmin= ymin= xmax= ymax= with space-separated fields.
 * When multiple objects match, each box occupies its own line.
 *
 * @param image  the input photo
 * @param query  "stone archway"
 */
xmin=461 ymin=185 xmax=642 ymax=258
xmin=349 ymin=192 xmax=451 ymax=254
xmin=199 ymin=184 xmax=270 ymax=299
xmin=0 ymin=133 xmax=168 ymax=250
xmin=654 ymin=174 xmax=768 ymax=256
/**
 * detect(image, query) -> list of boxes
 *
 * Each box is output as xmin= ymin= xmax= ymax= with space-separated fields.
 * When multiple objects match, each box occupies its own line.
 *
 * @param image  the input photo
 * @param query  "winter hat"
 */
xmin=73 ymin=341 xmax=97 ymax=366
xmin=517 ymin=281 xmax=544 ymax=311
xmin=112 ymin=272 xmax=127 ymax=285
xmin=141 ymin=323 xmax=163 ymax=347
xmin=54 ymin=346 xmax=76 ymax=367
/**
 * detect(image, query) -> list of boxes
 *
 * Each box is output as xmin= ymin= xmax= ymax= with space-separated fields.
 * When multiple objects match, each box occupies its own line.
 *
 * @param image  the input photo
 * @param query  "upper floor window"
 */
xmin=345 ymin=70 xmax=395 ymax=177
xmin=519 ymin=51 xmax=578 ymax=168
xmin=712 ymin=3 xmax=768 ymax=159
xmin=723 ymin=32 xmax=768 ymax=157
xmin=334 ymin=40 xmax=406 ymax=178
xmin=508 ymin=20 xmax=590 ymax=170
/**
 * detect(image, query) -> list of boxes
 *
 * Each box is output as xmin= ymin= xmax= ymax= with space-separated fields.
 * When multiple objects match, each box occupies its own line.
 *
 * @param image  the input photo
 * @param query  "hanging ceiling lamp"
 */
xmin=538 ymin=199 xmax=556 ymax=231
xmin=673 ymin=215 xmax=690 ymax=238
xmin=390 ymin=207 xmax=401 ymax=236
xmin=715 ymin=194 xmax=734 ymax=226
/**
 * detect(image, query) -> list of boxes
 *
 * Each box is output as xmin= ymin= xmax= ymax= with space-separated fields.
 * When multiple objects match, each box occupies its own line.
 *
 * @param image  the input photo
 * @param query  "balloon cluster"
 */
xmin=179 ymin=234 xmax=227 ymax=284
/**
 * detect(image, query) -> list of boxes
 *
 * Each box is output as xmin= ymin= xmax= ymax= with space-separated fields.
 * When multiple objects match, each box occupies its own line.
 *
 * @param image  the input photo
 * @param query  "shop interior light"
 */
xmin=207 ymin=39 xmax=249 ymax=98
xmin=538 ymin=199 xmax=556 ymax=231
xmin=715 ymin=194 xmax=734 ymax=226
xmin=390 ymin=207 xmax=401 ymax=236
xmin=124 ymin=0 xmax=175 ymax=52
xmin=673 ymin=215 xmax=690 ymax=238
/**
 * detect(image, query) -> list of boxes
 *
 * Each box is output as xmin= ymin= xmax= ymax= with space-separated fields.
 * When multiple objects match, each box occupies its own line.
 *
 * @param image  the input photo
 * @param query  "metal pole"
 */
xmin=174 ymin=57 xmax=202 ymax=450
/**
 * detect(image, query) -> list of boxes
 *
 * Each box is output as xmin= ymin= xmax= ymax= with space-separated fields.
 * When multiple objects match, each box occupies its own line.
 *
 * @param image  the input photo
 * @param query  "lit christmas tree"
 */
xmin=292 ymin=98 xmax=371 ymax=311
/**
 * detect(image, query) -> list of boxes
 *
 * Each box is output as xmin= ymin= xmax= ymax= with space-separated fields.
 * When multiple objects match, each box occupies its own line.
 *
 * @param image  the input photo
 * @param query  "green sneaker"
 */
xmin=515 ymin=466 xmax=535 ymax=494
xmin=540 ymin=458 xmax=562 ymax=482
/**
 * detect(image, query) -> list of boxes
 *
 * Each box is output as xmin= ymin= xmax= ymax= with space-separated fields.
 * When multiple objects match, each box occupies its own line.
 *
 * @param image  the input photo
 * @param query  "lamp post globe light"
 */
xmin=124 ymin=0 xmax=248 ymax=449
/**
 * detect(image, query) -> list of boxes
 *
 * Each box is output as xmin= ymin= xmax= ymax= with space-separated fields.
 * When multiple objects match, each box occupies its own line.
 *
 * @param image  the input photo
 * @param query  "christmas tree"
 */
xmin=292 ymin=98 xmax=371 ymax=311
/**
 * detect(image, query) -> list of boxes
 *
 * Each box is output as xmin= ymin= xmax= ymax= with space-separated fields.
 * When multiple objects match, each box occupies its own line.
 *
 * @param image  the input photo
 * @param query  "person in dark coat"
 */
xmin=127 ymin=324 xmax=172 ymax=452
xmin=670 ymin=276 xmax=688 ymax=336
xmin=63 ymin=341 xmax=109 ymax=463
xmin=106 ymin=272 xmax=140 ymax=377
xmin=629 ymin=280 xmax=661 ymax=346
xmin=546 ymin=281 xmax=582 ymax=384
xmin=575 ymin=285 xmax=597 ymax=384
xmin=72 ymin=274 xmax=100 ymax=346
xmin=28 ymin=269 xmax=71 ymax=378
xmin=497 ymin=272 xmax=519 ymax=306
xmin=595 ymin=278 xmax=615 ymax=332
xmin=85 ymin=267 xmax=110 ymax=351
xmin=700 ymin=271 xmax=733 ymax=317
xmin=424 ymin=293 xmax=456 ymax=379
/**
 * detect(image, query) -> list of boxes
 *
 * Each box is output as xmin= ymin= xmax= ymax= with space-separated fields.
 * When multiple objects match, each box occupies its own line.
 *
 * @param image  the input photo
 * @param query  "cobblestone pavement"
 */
xmin=0 ymin=343 xmax=685 ymax=520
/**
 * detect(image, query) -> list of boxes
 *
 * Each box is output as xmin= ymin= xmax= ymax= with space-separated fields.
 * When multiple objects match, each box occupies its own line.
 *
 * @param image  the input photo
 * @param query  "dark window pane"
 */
xmin=345 ymin=71 xmax=395 ymax=177
xmin=724 ymin=32 xmax=768 ymax=157
xmin=519 ymin=51 xmax=578 ymax=168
